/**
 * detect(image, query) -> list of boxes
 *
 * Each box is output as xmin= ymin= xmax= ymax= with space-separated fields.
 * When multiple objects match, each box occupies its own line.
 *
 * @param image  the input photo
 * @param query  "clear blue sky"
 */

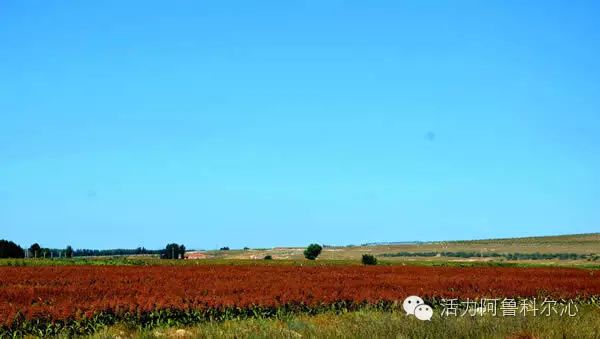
xmin=1 ymin=1 xmax=599 ymax=250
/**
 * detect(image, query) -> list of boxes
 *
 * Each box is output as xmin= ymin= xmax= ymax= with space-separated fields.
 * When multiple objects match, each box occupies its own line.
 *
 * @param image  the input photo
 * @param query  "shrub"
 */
xmin=362 ymin=254 xmax=377 ymax=265
xmin=264 ymin=255 xmax=273 ymax=260
xmin=220 ymin=247 xmax=230 ymax=251
xmin=303 ymin=244 xmax=322 ymax=260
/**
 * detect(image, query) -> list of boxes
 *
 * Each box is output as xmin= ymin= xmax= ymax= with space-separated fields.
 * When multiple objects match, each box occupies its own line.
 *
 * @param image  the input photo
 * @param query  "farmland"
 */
xmin=1 ymin=234 xmax=599 ymax=337
xmin=192 ymin=233 xmax=600 ymax=267
xmin=1 ymin=264 xmax=600 ymax=337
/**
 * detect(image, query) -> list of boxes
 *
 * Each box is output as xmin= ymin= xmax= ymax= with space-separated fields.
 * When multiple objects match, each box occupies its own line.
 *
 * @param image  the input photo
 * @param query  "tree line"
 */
xmin=0 ymin=240 xmax=25 ymax=258
xmin=0 ymin=239 xmax=186 ymax=260
xmin=0 ymin=241 xmax=74 ymax=259
xmin=2 ymin=239 xmax=360 ymax=263
xmin=73 ymin=247 xmax=162 ymax=257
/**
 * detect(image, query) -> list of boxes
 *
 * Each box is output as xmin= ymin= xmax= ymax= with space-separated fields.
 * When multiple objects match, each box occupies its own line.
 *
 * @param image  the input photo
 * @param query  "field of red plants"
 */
xmin=1 ymin=265 xmax=599 ymax=334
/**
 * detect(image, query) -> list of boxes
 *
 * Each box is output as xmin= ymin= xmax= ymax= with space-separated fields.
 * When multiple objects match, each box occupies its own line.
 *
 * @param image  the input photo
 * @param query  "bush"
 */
xmin=264 ymin=255 xmax=273 ymax=260
xmin=303 ymin=244 xmax=322 ymax=260
xmin=220 ymin=247 xmax=230 ymax=251
xmin=361 ymin=254 xmax=377 ymax=265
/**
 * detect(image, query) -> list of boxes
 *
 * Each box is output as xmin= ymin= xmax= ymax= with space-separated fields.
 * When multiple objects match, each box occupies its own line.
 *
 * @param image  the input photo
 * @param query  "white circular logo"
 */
xmin=402 ymin=295 xmax=424 ymax=315
xmin=414 ymin=304 xmax=433 ymax=321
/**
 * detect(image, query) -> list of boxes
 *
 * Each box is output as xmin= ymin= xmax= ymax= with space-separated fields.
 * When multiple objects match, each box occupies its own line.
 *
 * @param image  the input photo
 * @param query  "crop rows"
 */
xmin=1 ymin=265 xmax=599 ymax=335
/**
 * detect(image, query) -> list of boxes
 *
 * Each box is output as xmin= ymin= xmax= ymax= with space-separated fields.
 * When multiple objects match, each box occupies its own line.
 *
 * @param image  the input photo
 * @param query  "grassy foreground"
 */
xmin=90 ymin=306 xmax=600 ymax=339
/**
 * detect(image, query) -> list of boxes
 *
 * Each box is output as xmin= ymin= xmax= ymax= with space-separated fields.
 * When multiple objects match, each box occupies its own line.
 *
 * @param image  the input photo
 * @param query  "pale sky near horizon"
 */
xmin=1 ymin=1 xmax=599 ymax=250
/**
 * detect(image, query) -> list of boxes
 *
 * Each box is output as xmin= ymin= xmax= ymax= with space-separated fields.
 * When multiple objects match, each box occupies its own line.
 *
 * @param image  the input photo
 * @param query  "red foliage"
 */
xmin=0 ymin=265 xmax=598 ymax=324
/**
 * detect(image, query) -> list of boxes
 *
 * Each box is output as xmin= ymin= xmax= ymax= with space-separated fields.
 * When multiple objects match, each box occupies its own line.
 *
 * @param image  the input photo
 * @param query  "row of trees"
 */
xmin=1 ymin=241 xmax=164 ymax=259
xmin=0 ymin=239 xmax=187 ymax=260
xmin=3 ymin=240 xmax=378 ymax=264
xmin=22 ymin=245 xmax=163 ymax=258
xmin=73 ymin=247 xmax=162 ymax=257
xmin=0 ymin=240 xmax=74 ymax=259
xmin=162 ymin=243 xmax=186 ymax=259
xmin=0 ymin=240 xmax=25 ymax=258
xmin=27 ymin=243 xmax=73 ymax=258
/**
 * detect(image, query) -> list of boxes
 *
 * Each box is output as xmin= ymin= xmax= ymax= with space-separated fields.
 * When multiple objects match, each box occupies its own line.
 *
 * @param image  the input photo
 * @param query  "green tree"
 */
xmin=65 ymin=246 xmax=73 ymax=258
xmin=179 ymin=244 xmax=186 ymax=259
xmin=164 ymin=243 xmax=180 ymax=259
xmin=0 ymin=240 xmax=25 ymax=258
xmin=29 ymin=243 xmax=41 ymax=258
xmin=303 ymin=243 xmax=322 ymax=260
xmin=361 ymin=254 xmax=377 ymax=265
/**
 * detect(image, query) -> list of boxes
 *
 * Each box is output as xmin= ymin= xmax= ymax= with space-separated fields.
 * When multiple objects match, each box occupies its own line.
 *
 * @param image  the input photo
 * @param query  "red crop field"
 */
xmin=1 ymin=265 xmax=599 ymax=333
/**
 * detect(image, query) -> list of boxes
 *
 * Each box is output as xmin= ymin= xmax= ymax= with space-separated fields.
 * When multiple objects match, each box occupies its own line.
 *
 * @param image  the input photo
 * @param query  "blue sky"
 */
xmin=1 ymin=1 xmax=599 ymax=249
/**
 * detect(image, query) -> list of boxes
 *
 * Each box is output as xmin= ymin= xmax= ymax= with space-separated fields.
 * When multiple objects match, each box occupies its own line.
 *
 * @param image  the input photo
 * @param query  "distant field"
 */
xmin=1 ymin=233 xmax=599 ymax=269
xmin=189 ymin=233 xmax=600 ymax=267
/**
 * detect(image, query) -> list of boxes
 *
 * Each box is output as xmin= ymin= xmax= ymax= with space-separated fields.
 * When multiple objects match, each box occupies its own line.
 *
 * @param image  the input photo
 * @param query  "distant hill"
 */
xmin=364 ymin=233 xmax=600 ymax=246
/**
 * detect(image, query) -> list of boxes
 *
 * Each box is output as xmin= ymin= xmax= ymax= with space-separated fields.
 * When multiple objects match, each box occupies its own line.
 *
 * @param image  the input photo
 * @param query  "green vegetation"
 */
xmin=3 ymin=233 xmax=600 ymax=262
xmin=73 ymin=247 xmax=162 ymax=257
xmin=9 ymin=239 xmax=167 ymax=258
xmin=304 ymin=244 xmax=323 ymax=260
xmin=0 ymin=239 xmax=24 ymax=258
xmin=1 ymin=233 xmax=599 ymax=267
xmin=192 ymin=233 xmax=600 ymax=263
xmin=0 ymin=257 xmax=153 ymax=267
xmin=381 ymin=251 xmax=596 ymax=260
xmin=5 ymin=301 xmax=600 ymax=338
xmin=162 ymin=243 xmax=186 ymax=259
xmin=28 ymin=243 xmax=41 ymax=258
xmin=3 ymin=301 xmax=399 ymax=337
xmin=450 ymin=233 xmax=600 ymax=245
xmin=361 ymin=254 xmax=377 ymax=265
xmin=90 ymin=306 xmax=600 ymax=338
